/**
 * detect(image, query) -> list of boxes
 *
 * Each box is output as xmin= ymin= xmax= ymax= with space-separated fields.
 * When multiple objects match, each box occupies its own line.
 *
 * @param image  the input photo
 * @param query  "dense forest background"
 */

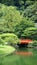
xmin=0 ymin=0 xmax=37 ymax=40
xmin=0 ymin=0 xmax=37 ymax=22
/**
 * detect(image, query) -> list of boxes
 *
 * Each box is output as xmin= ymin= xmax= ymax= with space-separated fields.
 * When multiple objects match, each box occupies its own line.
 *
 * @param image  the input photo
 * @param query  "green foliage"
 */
xmin=0 ymin=0 xmax=14 ymax=5
xmin=0 ymin=45 xmax=15 ymax=56
xmin=22 ymin=27 xmax=37 ymax=40
xmin=0 ymin=2 xmax=37 ymax=40
xmin=14 ymin=17 xmax=34 ymax=37
xmin=0 ymin=0 xmax=25 ymax=6
xmin=0 ymin=4 xmax=22 ymax=33
xmin=0 ymin=1 xmax=37 ymax=23
xmin=0 ymin=4 xmax=35 ymax=37
xmin=28 ymin=42 xmax=33 ymax=48
xmin=28 ymin=40 xmax=37 ymax=48
xmin=0 ymin=0 xmax=37 ymax=23
xmin=0 ymin=33 xmax=19 ymax=44
xmin=0 ymin=37 xmax=5 ymax=44
xmin=22 ymin=1 xmax=37 ymax=22
xmin=32 ymin=40 xmax=37 ymax=46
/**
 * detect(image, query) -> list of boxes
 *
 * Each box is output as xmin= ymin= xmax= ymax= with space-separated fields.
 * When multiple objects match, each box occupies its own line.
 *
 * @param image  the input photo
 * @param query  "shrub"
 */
xmin=28 ymin=42 xmax=33 ymax=48
xmin=32 ymin=41 xmax=37 ymax=46
xmin=0 ymin=33 xmax=19 ymax=45
xmin=22 ymin=27 xmax=37 ymax=40
xmin=0 ymin=37 xmax=5 ymax=45
xmin=0 ymin=45 xmax=15 ymax=56
xmin=28 ymin=40 xmax=37 ymax=48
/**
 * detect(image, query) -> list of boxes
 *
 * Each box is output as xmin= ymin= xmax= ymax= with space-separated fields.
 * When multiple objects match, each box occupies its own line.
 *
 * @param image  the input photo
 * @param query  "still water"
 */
xmin=0 ymin=48 xmax=37 ymax=65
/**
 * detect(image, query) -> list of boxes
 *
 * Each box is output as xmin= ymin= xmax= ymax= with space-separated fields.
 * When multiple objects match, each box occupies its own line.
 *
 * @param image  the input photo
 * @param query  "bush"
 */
xmin=28 ymin=42 xmax=33 ymax=48
xmin=32 ymin=41 xmax=37 ymax=46
xmin=0 ymin=45 xmax=15 ymax=56
xmin=22 ymin=27 xmax=37 ymax=40
xmin=0 ymin=33 xmax=19 ymax=45
xmin=0 ymin=37 xmax=5 ymax=44
xmin=28 ymin=40 xmax=37 ymax=48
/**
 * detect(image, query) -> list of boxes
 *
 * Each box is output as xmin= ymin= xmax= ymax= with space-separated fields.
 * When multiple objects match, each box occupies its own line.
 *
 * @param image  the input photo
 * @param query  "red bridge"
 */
xmin=18 ymin=39 xmax=33 ymax=47
xmin=20 ymin=39 xmax=32 ymax=44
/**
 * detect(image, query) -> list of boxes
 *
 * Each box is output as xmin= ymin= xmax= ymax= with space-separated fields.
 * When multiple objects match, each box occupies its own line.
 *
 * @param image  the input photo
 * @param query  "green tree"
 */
xmin=14 ymin=17 xmax=34 ymax=37
xmin=0 ymin=4 xmax=34 ymax=37
xmin=22 ymin=27 xmax=37 ymax=40
xmin=0 ymin=4 xmax=22 ymax=33
xmin=22 ymin=1 xmax=37 ymax=22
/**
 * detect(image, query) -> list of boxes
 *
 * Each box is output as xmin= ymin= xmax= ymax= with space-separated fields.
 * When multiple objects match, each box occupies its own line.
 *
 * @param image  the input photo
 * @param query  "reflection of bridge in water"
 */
xmin=16 ymin=51 xmax=33 ymax=56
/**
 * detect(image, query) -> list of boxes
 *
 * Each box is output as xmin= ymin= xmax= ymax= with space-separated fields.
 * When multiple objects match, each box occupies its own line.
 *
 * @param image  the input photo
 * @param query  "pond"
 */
xmin=0 ymin=48 xmax=37 ymax=65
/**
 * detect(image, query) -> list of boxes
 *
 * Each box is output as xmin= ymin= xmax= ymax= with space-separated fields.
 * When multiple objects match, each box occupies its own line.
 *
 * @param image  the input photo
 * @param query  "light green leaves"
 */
xmin=0 ymin=33 xmax=19 ymax=44
xmin=0 ymin=45 xmax=15 ymax=56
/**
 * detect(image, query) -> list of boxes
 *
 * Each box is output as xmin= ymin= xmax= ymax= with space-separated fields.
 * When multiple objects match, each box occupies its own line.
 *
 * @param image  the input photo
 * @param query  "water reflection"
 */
xmin=15 ymin=48 xmax=33 ymax=56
